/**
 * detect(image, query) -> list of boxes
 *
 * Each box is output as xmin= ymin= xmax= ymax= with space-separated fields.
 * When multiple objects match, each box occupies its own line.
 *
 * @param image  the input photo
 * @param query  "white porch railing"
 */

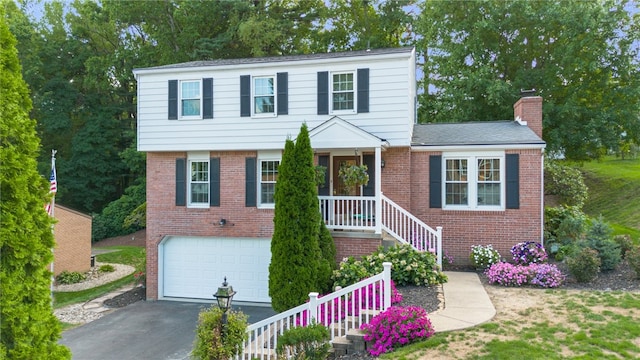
xmin=236 ymin=263 xmax=392 ymax=360
xmin=380 ymin=194 xmax=443 ymax=268
xmin=318 ymin=194 xmax=443 ymax=268
xmin=318 ymin=195 xmax=377 ymax=231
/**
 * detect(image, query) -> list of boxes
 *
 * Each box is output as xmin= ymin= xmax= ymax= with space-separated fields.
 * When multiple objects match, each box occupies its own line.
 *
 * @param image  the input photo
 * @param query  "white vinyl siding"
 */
xmin=135 ymin=48 xmax=416 ymax=151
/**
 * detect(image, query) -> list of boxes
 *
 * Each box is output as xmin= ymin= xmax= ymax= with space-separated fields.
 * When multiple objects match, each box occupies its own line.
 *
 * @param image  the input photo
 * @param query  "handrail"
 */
xmin=237 ymin=263 xmax=392 ymax=360
xmin=380 ymin=194 xmax=443 ymax=268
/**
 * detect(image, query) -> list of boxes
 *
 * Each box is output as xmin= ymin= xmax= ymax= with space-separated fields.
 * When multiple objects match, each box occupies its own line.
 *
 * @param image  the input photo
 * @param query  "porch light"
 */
xmin=213 ymin=277 xmax=236 ymax=312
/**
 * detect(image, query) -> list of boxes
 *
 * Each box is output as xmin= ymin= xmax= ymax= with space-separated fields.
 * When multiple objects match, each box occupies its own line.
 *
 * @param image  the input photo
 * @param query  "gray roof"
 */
xmin=412 ymin=121 xmax=545 ymax=147
xmin=135 ymin=47 xmax=414 ymax=71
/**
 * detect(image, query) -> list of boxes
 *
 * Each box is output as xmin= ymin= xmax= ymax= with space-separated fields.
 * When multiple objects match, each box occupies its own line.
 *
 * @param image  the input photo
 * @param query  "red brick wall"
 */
xmin=54 ymin=206 xmax=92 ymax=275
xmin=333 ymin=233 xmax=382 ymax=264
xmin=409 ymin=148 xmax=544 ymax=265
xmin=146 ymin=151 xmax=277 ymax=299
xmin=514 ymin=96 xmax=543 ymax=138
xmin=380 ymin=147 xmax=412 ymax=209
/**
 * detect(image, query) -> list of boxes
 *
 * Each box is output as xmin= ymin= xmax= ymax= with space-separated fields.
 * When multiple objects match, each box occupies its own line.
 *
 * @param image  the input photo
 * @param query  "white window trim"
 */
xmin=442 ymin=151 xmax=505 ymax=211
xmin=252 ymin=75 xmax=277 ymax=118
xmin=180 ymin=79 xmax=202 ymax=120
xmin=187 ymin=152 xmax=209 ymax=208
xmin=330 ymin=71 xmax=357 ymax=115
xmin=257 ymin=150 xmax=282 ymax=209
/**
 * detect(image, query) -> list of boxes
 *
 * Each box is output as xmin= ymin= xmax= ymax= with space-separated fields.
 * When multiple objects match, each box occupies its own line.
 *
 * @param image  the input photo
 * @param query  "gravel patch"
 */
xmin=54 ymin=263 xmax=135 ymax=292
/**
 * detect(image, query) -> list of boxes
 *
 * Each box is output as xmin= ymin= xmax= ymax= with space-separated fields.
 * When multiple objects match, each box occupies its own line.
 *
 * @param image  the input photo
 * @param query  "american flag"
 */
xmin=49 ymin=167 xmax=57 ymax=194
xmin=45 ymin=162 xmax=57 ymax=216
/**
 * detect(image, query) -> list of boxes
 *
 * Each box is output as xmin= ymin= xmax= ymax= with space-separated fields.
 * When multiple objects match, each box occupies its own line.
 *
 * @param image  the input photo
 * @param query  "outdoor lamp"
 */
xmin=213 ymin=277 xmax=236 ymax=313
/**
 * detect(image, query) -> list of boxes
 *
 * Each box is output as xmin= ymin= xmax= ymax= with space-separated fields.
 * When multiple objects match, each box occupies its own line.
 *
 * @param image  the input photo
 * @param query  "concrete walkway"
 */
xmin=430 ymin=271 xmax=496 ymax=332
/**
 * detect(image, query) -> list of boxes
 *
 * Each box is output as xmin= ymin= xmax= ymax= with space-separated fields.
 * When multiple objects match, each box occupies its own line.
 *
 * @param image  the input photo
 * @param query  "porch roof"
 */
xmin=411 ymin=121 xmax=545 ymax=147
xmin=309 ymin=116 xmax=386 ymax=150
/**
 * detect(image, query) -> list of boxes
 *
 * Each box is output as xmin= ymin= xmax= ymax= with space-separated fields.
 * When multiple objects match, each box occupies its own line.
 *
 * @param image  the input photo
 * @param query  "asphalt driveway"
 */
xmin=60 ymin=301 xmax=276 ymax=360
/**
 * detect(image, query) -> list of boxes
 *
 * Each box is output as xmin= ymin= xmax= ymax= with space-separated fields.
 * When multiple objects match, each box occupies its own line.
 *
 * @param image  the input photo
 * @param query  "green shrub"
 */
xmin=92 ymin=183 xmax=145 ymax=241
xmin=56 ymin=271 xmax=86 ymax=285
xmin=276 ymin=322 xmax=330 ymax=360
xmin=544 ymin=160 xmax=588 ymax=208
xmin=566 ymin=248 xmax=601 ymax=283
xmin=98 ymin=264 xmax=115 ymax=273
xmin=613 ymin=234 xmax=634 ymax=259
xmin=332 ymin=245 xmax=447 ymax=288
xmin=192 ymin=307 xmax=248 ymax=360
xmin=544 ymin=206 xmax=588 ymax=249
xmin=586 ymin=217 xmax=621 ymax=271
xmin=625 ymin=246 xmax=640 ymax=279
xmin=470 ymin=244 xmax=501 ymax=270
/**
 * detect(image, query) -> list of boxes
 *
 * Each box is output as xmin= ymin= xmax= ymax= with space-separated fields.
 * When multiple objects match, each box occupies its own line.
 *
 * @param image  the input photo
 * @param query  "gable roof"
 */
xmin=309 ymin=116 xmax=385 ymax=150
xmin=134 ymin=47 xmax=414 ymax=73
xmin=412 ymin=121 xmax=545 ymax=148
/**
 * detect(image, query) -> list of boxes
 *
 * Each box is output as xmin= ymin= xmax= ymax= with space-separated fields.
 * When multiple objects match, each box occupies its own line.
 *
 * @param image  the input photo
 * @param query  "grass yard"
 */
xmin=53 ymin=246 xmax=144 ymax=309
xmin=380 ymin=289 xmax=640 ymax=359
xmin=578 ymin=156 xmax=640 ymax=241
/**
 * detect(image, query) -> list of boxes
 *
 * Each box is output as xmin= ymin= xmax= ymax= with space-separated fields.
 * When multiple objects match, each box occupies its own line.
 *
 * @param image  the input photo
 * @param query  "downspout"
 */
xmin=540 ymin=151 xmax=545 ymax=245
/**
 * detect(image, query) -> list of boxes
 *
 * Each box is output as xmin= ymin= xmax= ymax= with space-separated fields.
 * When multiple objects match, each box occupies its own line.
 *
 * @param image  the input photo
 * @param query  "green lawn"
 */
xmin=381 ymin=290 xmax=640 ymax=359
xmin=578 ymin=156 xmax=640 ymax=241
xmin=53 ymin=246 xmax=144 ymax=309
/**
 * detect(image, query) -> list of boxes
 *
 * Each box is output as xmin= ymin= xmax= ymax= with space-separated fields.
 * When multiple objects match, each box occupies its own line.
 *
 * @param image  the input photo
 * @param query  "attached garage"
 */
xmin=159 ymin=236 xmax=272 ymax=303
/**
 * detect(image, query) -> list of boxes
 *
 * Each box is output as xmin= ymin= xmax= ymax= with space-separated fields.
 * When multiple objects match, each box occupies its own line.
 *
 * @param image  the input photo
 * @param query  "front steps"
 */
xmin=330 ymin=329 xmax=369 ymax=358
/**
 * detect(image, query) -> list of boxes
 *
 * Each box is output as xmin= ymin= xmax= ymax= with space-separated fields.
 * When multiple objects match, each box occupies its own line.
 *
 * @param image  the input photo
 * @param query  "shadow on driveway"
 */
xmin=60 ymin=300 xmax=276 ymax=360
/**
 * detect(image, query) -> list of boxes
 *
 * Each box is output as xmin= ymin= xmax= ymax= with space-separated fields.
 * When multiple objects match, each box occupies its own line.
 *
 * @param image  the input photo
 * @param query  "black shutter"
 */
xmin=203 ymin=78 xmax=213 ymax=119
xmin=245 ymin=157 xmax=257 ymax=207
xmin=363 ymin=154 xmax=375 ymax=196
xmin=175 ymin=158 xmax=186 ymax=206
xmin=357 ymin=68 xmax=369 ymax=113
xmin=277 ymin=72 xmax=288 ymax=115
xmin=318 ymin=155 xmax=330 ymax=196
xmin=429 ymin=155 xmax=442 ymax=208
xmin=210 ymin=157 xmax=220 ymax=207
xmin=506 ymin=154 xmax=520 ymax=209
xmin=317 ymin=71 xmax=329 ymax=115
xmin=240 ymin=75 xmax=251 ymax=117
xmin=168 ymin=80 xmax=178 ymax=120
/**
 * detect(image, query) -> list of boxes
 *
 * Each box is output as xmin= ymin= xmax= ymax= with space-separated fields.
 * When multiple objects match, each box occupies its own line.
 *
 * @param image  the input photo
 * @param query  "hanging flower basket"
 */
xmin=339 ymin=164 xmax=369 ymax=194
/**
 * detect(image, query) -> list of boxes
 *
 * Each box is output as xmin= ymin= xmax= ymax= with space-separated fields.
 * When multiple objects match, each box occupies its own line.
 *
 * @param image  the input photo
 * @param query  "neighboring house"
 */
xmin=133 ymin=47 xmax=545 ymax=303
xmin=53 ymin=205 xmax=92 ymax=276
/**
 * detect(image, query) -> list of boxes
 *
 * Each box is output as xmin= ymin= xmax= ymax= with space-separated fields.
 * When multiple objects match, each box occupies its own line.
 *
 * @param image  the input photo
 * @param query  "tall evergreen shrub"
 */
xmin=0 ymin=14 xmax=71 ymax=359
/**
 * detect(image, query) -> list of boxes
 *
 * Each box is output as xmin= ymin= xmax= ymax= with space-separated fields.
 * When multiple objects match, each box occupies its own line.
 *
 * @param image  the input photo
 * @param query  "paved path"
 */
xmin=430 ymin=271 xmax=496 ymax=332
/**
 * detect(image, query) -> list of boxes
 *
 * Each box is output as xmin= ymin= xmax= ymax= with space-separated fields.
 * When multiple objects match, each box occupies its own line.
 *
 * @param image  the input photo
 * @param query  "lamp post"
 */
xmin=213 ymin=277 xmax=236 ymax=336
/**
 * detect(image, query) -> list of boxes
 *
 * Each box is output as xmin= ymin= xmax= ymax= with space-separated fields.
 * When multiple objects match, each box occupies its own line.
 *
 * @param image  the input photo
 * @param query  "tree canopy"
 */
xmin=417 ymin=0 xmax=640 ymax=160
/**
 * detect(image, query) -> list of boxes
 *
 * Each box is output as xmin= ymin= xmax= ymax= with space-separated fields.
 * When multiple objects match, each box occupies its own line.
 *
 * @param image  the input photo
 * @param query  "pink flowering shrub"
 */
xmin=485 ymin=262 xmax=564 ymax=288
xmin=510 ymin=241 xmax=548 ymax=265
xmin=361 ymin=306 xmax=435 ymax=356
xmin=484 ymin=262 xmax=531 ymax=286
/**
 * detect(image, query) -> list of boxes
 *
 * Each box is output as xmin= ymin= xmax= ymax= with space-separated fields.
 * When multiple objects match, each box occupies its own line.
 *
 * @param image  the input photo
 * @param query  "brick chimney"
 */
xmin=513 ymin=95 xmax=543 ymax=139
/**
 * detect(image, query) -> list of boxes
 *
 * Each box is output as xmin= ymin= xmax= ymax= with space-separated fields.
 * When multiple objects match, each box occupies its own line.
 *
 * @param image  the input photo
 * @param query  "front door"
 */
xmin=333 ymin=156 xmax=361 ymax=196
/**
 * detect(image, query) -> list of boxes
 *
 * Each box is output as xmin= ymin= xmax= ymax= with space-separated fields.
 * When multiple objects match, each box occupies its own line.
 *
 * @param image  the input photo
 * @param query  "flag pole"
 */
xmin=49 ymin=149 xmax=57 ymax=301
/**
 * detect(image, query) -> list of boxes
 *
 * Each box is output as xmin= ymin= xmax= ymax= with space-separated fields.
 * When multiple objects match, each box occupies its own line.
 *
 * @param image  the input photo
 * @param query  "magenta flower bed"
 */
xmin=361 ymin=306 xmax=435 ymax=356
xmin=485 ymin=262 xmax=565 ymax=288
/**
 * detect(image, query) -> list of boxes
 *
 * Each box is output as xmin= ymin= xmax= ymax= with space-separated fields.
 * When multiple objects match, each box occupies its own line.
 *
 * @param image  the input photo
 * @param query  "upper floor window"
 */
xmin=260 ymin=159 xmax=279 ymax=206
xmin=188 ymin=155 xmax=209 ymax=207
xmin=254 ymin=76 xmax=275 ymax=115
xmin=332 ymin=72 xmax=355 ymax=112
xmin=443 ymin=153 xmax=504 ymax=210
xmin=181 ymin=80 xmax=201 ymax=118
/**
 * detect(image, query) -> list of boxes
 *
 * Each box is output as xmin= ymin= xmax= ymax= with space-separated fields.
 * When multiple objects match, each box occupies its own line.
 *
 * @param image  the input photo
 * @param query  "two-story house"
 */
xmin=133 ymin=47 xmax=545 ymax=303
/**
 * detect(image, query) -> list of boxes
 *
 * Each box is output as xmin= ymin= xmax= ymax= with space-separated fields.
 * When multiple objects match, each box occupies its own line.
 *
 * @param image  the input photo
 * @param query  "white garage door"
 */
xmin=161 ymin=237 xmax=271 ymax=303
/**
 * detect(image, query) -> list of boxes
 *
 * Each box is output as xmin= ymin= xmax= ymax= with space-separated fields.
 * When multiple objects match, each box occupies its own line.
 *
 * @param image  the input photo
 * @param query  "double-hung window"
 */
xmin=188 ymin=154 xmax=209 ymax=207
xmin=332 ymin=72 xmax=355 ymax=112
xmin=256 ymin=151 xmax=281 ymax=208
xmin=254 ymin=76 xmax=275 ymax=115
xmin=181 ymin=80 xmax=201 ymax=118
xmin=443 ymin=153 xmax=504 ymax=210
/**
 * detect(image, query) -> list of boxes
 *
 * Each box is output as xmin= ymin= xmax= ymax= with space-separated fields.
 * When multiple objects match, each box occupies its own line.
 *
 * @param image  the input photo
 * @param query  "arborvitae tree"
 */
xmin=0 ymin=12 xmax=71 ymax=359
xmin=269 ymin=124 xmax=328 ymax=312
xmin=317 ymin=220 xmax=337 ymax=293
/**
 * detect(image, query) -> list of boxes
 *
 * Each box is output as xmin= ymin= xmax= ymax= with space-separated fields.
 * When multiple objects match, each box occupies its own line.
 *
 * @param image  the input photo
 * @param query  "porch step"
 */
xmin=382 ymin=230 xmax=400 ymax=249
xmin=330 ymin=329 xmax=369 ymax=358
